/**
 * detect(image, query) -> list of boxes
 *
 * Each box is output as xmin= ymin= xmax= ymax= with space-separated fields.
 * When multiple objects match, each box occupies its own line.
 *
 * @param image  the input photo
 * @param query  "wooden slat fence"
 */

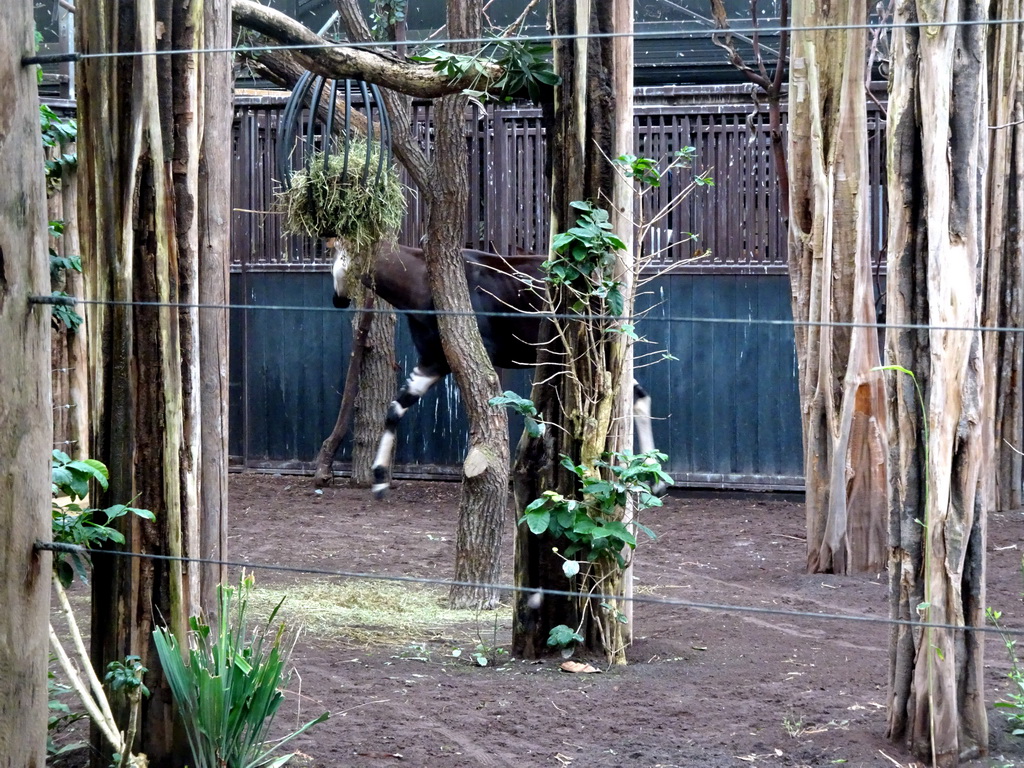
xmin=232 ymin=87 xmax=885 ymax=274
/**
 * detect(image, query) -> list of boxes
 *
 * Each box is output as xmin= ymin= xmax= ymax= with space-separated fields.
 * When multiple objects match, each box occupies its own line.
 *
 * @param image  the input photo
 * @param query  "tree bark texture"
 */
xmin=0 ymin=4 xmax=52 ymax=764
xmin=311 ymin=290 xmax=395 ymax=487
xmin=426 ymin=92 xmax=511 ymax=610
xmin=982 ymin=0 xmax=1024 ymax=512
xmin=351 ymin=294 xmax=397 ymax=486
xmin=198 ymin=0 xmax=233 ymax=611
xmin=233 ymin=0 xmax=502 ymax=98
xmin=884 ymin=0 xmax=989 ymax=763
xmin=77 ymin=0 xmax=229 ymax=763
xmin=787 ymin=0 xmax=888 ymax=574
xmin=512 ymin=0 xmax=636 ymax=663
xmin=49 ymin=154 xmax=90 ymax=458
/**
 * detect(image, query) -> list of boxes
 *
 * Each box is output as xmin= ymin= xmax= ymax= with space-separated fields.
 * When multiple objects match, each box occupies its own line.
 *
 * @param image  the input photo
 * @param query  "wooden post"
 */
xmin=0 ymin=2 xmax=53 ymax=765
xmin=512 ymin=0 xmax=637 ymax=663
xmin=198 ymin=0 xmax=234 ymax=610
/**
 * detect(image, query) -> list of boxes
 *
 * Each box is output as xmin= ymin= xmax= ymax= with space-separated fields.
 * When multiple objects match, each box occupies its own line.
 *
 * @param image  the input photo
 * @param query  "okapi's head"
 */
xmin=328 ymin=238 xmax=352 ymax=309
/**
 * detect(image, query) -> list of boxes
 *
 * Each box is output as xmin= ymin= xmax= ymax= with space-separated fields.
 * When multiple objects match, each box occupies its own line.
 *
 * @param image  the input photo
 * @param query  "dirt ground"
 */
xmin=216 ymin=473 xmax=1024 ymax=768
xmin=48 ymin=473 xmax=1024 ymax=768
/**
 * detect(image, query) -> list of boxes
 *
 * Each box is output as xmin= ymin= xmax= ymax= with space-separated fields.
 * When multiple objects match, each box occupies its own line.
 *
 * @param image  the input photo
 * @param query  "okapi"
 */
xmin=329 ymin=241 xmax=661 ymax=498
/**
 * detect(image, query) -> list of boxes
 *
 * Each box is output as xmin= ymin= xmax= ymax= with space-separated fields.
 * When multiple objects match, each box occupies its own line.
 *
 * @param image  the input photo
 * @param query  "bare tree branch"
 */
xmin=233 ymin=0 xmax=502 ymax=99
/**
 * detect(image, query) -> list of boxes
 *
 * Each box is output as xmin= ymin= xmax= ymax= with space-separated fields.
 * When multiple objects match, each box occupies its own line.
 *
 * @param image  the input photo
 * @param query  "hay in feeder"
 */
xmin=278 ymin=140 xmax=406 ymax=250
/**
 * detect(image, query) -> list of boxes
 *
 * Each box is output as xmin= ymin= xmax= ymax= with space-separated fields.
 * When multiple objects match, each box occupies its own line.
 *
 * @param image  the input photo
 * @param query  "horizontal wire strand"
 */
xmin=36 ymin=540 xmax=1022 ymax=637
xmin=26 ymin=294 xmax=1024 ymax=335
xmin=22 ymin=16 xmax=1024 ymax=66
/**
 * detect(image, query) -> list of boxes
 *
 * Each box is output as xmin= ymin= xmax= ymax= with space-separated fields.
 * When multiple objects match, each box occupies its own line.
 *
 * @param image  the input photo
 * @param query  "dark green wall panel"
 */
xmin=230 ymin=272 xmax=804 ymax=488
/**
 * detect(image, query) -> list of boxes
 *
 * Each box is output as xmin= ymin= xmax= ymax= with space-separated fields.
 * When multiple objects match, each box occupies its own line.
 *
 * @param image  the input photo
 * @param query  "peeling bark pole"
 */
xmin=78 ymin=0 xmax=230 ymax=764
xmin=982 ymin=0 xmax=1024 ymax=512
xmin=512 ymin=0 xmax=636 ymax=663
xmin=787 ymin=0 xmax=887 ymax=574
xmin=199 ymin=0 xmax=233 ymax=613
xmin=884 ymin=0 xmax=989 ymax=763
xmin=0 ymin=4 xmax=52 ymax=764
xmin=313 ymin=293 xmax=376 ymax=486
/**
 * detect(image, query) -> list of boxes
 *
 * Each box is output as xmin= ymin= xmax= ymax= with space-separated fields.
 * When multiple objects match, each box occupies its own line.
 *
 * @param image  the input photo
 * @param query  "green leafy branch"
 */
xmin=40 ymin=106 xmax=84 ymax=330
xmin=545 ymin=201 xmax=627 ymax=315
xmin=410 ymin=37 xmax=559 ymax=103
xmin=489 ymin=390 xmax=545 ymax=438
xmin=51 ymin=449 xmax=154 ymax=588
xmin=49 ymin=452 xmax=155 ymax=766
xmin=40 ymin=104 xmax=78 ymax=192
xmin=520 ymin=452 xmax=667 ymax=569
xmin=517 ymin=451 xmax=672 ymax=652
xmin=48 ymin=221 xmax=84 ymax=331
xmin=369 ymin=0 xmax=407 ymax=41
xmin=987 ymin=604 xmax=1024 ymax=736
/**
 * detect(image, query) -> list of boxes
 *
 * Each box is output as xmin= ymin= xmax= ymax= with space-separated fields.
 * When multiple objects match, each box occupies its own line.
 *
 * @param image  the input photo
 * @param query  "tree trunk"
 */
xmin=312 ymin=290 xmax=394 ymax=488
xmin=62 ymin=156 xmax=90 ymax=457
xmin=787 ymin=0 xmax=887 ymax=574
xmin=198 ymin=0 xmax=233 ymax=610
xmin=512 ymin=0 xmax=636 ymax=663
xmin=352 ymin=294 xmax=396 ymax=486
xmin=425 ymin=89 xmax=511 ymax=610
xmin=0 ymin=4 xmax=52 ymax=764
xmin=77 ymin=0 xmax=229 ymax=763
xmin=982 ymin=0 xmax=1024 ymax=512
xmin=884 ymin=0 xmax=989 ymax=762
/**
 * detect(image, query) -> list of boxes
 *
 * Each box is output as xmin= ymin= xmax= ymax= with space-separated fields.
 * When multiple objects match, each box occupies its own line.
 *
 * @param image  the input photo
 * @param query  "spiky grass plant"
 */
xmin=153 ymin=573 xmax=328 ymax=768
xmin=277 ymin=139 xmax=406 ymax=250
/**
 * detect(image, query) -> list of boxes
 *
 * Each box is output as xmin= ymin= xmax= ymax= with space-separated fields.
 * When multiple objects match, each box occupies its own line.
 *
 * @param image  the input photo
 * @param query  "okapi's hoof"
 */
xmin=371 ymin=466 xmax=391 ymax=500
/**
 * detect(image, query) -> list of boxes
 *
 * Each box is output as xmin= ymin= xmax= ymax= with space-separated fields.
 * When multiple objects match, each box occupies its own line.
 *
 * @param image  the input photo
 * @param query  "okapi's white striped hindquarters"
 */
xmin=371 ymin=366 xmax=443 ymax=498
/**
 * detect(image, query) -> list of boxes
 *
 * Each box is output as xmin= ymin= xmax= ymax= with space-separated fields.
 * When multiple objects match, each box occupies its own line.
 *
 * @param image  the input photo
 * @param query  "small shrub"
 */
xmin=153 ymin=573 xmax=329 ymax=768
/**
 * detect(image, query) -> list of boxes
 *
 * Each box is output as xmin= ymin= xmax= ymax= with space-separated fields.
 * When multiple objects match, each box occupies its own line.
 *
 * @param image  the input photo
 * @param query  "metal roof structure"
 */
xmin=269 ymin=0 xmax=786 ymax=86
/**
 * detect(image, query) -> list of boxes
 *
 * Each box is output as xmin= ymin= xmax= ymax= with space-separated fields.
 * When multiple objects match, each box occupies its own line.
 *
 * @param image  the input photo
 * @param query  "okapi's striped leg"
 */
xmin=372 ymin=366 xmax=445 ymax=499
xmin=633 ymin=381 xmax=668 ymax=495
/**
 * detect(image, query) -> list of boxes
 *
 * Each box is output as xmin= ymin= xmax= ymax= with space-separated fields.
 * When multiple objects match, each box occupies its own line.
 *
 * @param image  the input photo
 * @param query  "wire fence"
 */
xmin=21 ymin=15 xmax=1024 ymax=68
xmin=28 ymin=294 xmax=1024 ymax=336
xmin=35 ymin=541 xmax=1024 ymax=638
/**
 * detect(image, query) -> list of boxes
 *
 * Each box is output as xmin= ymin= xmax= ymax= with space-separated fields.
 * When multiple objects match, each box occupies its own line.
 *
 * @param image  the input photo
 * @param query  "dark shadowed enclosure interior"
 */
xmin=228 ymin=88 xmax=887 ymax=490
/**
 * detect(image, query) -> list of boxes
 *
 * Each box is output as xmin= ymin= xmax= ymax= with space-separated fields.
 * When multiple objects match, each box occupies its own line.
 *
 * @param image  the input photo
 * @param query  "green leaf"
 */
xmin=593 ymin=520 xmax=637 ymax=547
xmin=550 ymin=232 xmax=575 ymax=250
xmin=546 ymin=624 xmax=584 ymax=648
xmin=606 ymin=286 xmax=625 ymax=316
xmin=572 ymin=516 xmax=598 ymax=536
xmin=562 ymin=560 xmax=581 ymax=578
xmin=521 ymin=506 xmax=551 ymax=535
xmin=633 ymin=520 xmax=657 ymax=540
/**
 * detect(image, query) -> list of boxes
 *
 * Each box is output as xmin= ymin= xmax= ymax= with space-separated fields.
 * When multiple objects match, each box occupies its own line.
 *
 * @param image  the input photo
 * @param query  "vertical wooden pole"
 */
xmin=0 ymin=2 xmax=53 ymax=765
xmin=198 ymin=0 xmax=233 ymax=609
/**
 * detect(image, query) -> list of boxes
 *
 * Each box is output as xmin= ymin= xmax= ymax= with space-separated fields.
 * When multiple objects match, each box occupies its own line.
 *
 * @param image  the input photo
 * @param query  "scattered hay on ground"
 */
xmin=249 ymin=579 xmax=510 ymax=647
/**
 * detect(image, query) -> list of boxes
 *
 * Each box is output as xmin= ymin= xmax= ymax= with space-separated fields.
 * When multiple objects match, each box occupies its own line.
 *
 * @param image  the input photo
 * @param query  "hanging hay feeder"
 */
xmin=276 ymin=73 xmax=405 ymax=252
xmin=277 ymin=141 xmax=405 ymax=250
